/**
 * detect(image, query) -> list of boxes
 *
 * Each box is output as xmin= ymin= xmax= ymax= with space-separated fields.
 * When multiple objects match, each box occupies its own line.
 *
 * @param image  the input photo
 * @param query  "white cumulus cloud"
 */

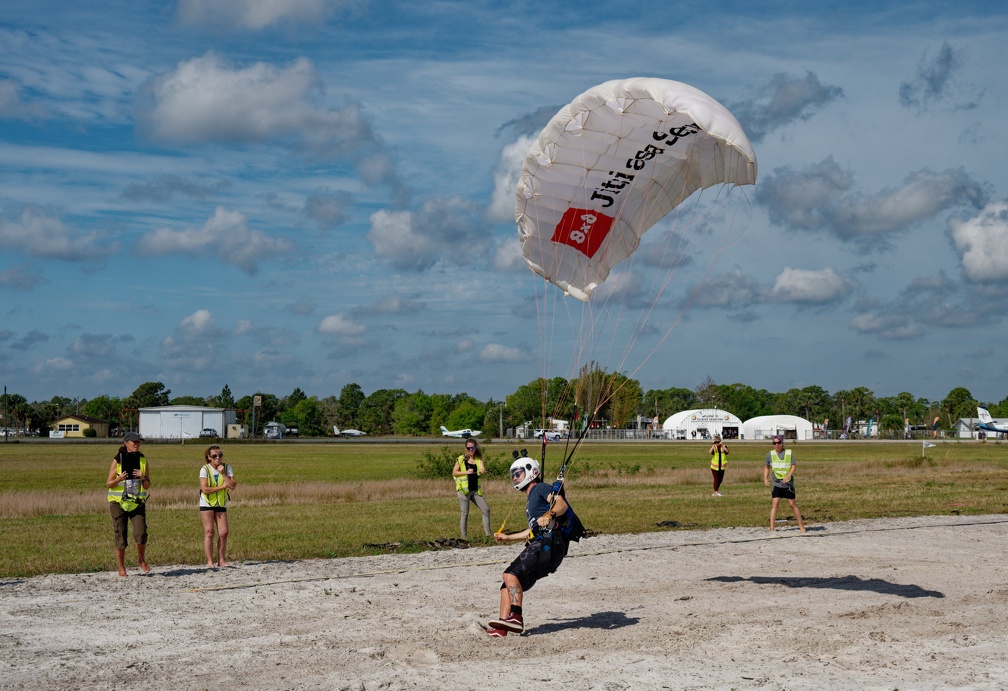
xmin=0 ymin=206 xmax=116 ymax=261
xmin=770 ymin=267 xmax=854 ymax=304
xmin=136 ymin=206 xmax=291 ymax=273
xmin=318 ymin=313 xmax=365 ymax=336
xmin=177 ymin=0 xmax=339 ymax=29
xmin=949 ymin=201 xmax=1008 ymax=282
xmin=478 ymin=343 xmax=528 ymax=363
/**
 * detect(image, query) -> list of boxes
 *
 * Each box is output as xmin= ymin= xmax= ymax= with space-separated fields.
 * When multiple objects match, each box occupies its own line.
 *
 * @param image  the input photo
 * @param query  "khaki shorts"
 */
xmin=109 ymin=501 xmax=148 ymax=550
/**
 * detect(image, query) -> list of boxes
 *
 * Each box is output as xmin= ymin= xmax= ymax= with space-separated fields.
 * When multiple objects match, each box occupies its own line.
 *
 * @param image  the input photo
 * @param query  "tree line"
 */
xmin=1 ymin=372 xmax=1005 ymax=438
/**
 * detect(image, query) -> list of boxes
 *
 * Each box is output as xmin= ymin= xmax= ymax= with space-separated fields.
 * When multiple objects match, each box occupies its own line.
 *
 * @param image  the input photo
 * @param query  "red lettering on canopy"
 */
xmin=551 ymin=208 xmax=614 ymax=259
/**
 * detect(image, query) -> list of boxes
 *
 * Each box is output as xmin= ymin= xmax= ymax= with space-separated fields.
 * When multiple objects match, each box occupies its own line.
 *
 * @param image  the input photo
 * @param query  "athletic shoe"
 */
xmin=712 ymin=492 xmax=722 ymax=497
xmin=485 ymin=626 xmax=507 ymax=638
xmin=489 ymin=613 xmax=524 ymax=633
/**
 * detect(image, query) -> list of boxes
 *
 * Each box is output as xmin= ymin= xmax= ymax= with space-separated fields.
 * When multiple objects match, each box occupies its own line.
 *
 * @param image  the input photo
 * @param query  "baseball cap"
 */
xmin=123 ymin=431 xmax=144 ymax=443
xmin=772 ymin=435 xmax=783 ymax=443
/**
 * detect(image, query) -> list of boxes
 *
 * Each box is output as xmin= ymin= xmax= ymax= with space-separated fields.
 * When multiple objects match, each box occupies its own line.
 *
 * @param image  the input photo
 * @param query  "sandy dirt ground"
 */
xmin=2 ymin=513 xmax=1008 ymax=690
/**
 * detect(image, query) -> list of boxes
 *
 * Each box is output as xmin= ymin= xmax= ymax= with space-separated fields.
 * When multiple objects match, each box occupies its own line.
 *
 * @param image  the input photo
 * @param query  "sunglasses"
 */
xmin=209 ymin=453 xmax=223 ymax=459
xmin=465 ymin=446 xmax=476 ymax=451
xmin=511 ymin=468 xmax=526 ymax=479
xmin=773 ymin=440 xmax=783 ymax=444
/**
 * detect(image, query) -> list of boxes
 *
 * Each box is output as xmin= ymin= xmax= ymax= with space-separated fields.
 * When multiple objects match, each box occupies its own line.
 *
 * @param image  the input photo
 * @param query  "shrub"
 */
xmin=415 ymin=447 xmax=515 ymax=480
xmin=415 ymin=446 xmax=457 ymax=479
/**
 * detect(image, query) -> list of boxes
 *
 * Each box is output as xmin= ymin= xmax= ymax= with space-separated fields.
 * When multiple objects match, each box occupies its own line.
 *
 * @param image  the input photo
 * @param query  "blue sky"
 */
xmin=1 ymin=1 xmax=1007 ymax=406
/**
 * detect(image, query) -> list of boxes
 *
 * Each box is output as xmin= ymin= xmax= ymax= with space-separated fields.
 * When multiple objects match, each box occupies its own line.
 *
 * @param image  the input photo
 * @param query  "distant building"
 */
xmin=662 ymin=408 xmax=742 ymax=440
xmin=138 ymin=406 xmax=237 ymax=440
xmin=955 ymin=416 xmax=1006 ymax=440
xmin=52 ymin=414 xmax=110 ymax=438
xmin=741 ymin=415 xmax=814 ymax=441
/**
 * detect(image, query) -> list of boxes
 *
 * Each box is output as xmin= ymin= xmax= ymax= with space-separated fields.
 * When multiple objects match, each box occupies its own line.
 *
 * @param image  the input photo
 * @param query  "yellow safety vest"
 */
xmin=770 ymin=448 xmax=793 ymax=480
xmin=203 ymin=463 xmax=229 ymax=507
xmin=454 ymin=456 xmax=485 ymax=495
xmin=710 ymin=445 xmax=728 ymax=470
xmin=107 ymin=455 xmax=148 ymax=512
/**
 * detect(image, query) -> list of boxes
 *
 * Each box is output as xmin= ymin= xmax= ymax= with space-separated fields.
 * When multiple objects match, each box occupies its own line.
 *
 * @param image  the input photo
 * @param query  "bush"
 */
xmin=415 ymin=446 xmax=514 ymax=480
xmin=83 ymin=428 xmax=97 ymax=438
xmin=415 ymin=447 xmax=457 ymax=479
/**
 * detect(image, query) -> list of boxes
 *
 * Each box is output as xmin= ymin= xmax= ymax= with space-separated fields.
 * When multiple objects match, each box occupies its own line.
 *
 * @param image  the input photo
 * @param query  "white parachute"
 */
xmin=515 ymin=77 xmax=757 ymax=301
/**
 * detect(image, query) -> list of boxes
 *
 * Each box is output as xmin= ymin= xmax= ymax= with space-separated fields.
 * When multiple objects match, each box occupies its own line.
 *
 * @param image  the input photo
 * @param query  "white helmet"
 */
xmin=510 ymin=458 xmax=540 ymax=491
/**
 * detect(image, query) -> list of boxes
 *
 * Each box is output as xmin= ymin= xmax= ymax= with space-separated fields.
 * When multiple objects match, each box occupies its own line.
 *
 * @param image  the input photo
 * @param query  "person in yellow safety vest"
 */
xmin=199 ymin=444 xmax=237 ymax=568
xmin=451 ymin=439 xmax=491 ymax=540
xmin=106 ymin=431 xmax=152 ymax=576
xmin=763 ymin=435 xmax=806 ymax=533
xmin=708 ymin=434 xmax=729 ymax=496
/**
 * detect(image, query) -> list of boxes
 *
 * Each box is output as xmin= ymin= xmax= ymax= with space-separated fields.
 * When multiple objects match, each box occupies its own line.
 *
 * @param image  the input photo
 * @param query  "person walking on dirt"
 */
xmin=763 ymin=435 xmax=806 ymax=533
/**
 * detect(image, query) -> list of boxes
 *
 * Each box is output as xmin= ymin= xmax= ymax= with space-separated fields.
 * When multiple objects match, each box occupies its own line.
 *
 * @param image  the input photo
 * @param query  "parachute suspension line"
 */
xmin=626 ymin=183 xmax=755 ymax=376
xmin=592 ymin=143 xmax=756 ymax=391
xmin=560 ymin=115 xmax=706 ymax=417
xmin=519 ymin=79 xmax=757 ymax=460
xmin=546 ymin=404 xmax=601 ymax=518
xmin=601 ymin=131 xmax=711 ymax=382
xmin=528 ymin=161 xmax=588 ymax=445
xmin=495 ymin=499 xmax=518 ymax=536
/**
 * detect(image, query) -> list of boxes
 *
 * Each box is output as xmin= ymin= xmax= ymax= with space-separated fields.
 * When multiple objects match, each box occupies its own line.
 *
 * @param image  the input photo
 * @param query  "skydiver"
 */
xmin=486 ymin=453 xmax=583 ymax=637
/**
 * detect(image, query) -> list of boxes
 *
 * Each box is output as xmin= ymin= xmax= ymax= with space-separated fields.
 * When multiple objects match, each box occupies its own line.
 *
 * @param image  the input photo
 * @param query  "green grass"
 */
xmin=1 ymin=438 xmax=1006 ymax=577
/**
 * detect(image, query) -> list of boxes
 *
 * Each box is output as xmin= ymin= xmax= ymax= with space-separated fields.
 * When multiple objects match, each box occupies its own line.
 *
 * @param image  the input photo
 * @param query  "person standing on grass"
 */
xmin=199 ymin=444 xmax=237 ymax=568
xmin=106 ymin=432 xmax=151 ymax=576
xmin=763 ymin=435 xmax=806 ymax=533
xmin=708 ymin=434 xmax=728 ymax=496
xmin=452 ymin=439 xmax=491 ymax=540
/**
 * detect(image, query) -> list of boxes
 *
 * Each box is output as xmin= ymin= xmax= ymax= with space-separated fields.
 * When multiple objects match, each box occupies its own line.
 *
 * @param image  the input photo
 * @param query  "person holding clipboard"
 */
xmin=106 ymin=432 xmax=151 ymax=576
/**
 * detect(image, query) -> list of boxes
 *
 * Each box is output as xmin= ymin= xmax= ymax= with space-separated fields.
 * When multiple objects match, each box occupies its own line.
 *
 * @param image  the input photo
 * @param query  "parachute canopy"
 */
xmin=515 ymin=78 xmax=757 ymax=301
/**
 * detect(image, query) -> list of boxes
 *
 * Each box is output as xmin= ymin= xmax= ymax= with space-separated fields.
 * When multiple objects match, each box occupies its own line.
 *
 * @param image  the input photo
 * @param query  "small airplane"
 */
xmin=333 ymin=426 xmax=367 ymax=437
xmin=977 ymin=407 xmax=1008 ymax=434
xmin=440 ymin=426 xmax=481 ymax=439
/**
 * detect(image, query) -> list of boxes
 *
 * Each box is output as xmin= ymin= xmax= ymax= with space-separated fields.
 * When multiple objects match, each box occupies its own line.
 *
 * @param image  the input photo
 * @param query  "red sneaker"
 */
xmin=489 ymin=613 xmax=524 ymax=633
xmin=486 ymin=626 xmax=507 ymax=638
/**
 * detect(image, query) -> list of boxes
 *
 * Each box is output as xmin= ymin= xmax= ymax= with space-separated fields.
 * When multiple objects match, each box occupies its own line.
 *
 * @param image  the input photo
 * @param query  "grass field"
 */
xmin=1 ymin=438 xmax=1006 ymax=578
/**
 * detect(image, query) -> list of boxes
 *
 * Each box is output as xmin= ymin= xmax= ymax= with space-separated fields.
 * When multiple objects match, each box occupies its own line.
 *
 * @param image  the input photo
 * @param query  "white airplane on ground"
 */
xmin=977 ymin=407 xmax=1008 ymax=434
xmin=440 ymin=426 xmax=481 ymax=439
xmin=333 ymin=426 xmax=367 ymax=437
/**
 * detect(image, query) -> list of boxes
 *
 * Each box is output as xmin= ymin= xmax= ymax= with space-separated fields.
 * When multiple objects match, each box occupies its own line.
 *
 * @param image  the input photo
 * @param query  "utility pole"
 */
xmin=252 ymin=395 xmax=261 ymax=437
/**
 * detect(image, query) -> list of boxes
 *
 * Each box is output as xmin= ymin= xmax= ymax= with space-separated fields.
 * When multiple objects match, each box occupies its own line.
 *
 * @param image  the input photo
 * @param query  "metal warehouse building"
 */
xmin=139 ymin=406 xmax=237 ymax=440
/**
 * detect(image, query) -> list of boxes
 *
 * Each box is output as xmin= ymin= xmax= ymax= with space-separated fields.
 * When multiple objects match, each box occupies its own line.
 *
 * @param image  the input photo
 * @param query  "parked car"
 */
xmin=199 ymin=428 xmax=218 ymax=438
xmin=534 ymin=429 xmax=567 ymax=441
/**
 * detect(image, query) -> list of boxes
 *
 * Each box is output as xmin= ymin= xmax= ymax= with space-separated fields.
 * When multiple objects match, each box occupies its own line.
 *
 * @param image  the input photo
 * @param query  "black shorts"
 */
xmin=772 ymin=483 xmax=796 ymax=500
xmin=504 ymin=533 xmax=569 ymax=592
xmin=200 ymin=506 xmax=227 ymax=513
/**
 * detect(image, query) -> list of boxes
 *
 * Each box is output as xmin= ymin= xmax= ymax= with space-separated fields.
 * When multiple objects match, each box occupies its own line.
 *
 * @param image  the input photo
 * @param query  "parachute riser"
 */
xmin=546 ymin=406 xmax=598 ymax=512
